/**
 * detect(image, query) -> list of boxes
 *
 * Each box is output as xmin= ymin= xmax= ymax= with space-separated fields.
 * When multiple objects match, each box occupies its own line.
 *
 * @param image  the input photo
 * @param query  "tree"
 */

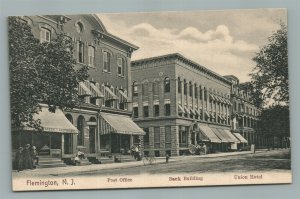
xmin=9 ymin=17 xmax=89 ymax=129
xmin=250 ymin=23 xmax=288 ymax=107
xmin=258 ymin=105 xmax=290 ymax=148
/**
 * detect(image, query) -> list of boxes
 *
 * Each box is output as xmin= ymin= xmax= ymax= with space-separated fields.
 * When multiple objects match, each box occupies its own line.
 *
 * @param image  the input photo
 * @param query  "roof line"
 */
xmin=132 ymin=53 xmax=232 ymax=85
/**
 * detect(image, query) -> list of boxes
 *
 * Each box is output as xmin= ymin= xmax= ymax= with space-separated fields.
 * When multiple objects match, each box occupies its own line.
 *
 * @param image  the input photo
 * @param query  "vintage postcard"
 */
xmin=9 ymin=8 xmax=291 ymax=191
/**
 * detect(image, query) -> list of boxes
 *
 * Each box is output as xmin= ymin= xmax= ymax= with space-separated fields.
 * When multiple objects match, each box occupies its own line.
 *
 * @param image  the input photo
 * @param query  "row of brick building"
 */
xmin=12 ymin=14 xmax=261 ymax=163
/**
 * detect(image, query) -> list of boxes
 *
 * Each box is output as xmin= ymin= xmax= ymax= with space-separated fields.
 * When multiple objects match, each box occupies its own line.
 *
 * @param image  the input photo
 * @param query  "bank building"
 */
xmin=131 ymin=53 xmax=250 ymax=157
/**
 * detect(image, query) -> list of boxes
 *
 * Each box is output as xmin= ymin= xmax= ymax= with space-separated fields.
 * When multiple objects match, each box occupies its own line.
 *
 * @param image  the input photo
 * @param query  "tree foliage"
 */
xmin=9 ymin=17 xmax=89 ymax=129
xmin=259 ymin=105 xmax=290 ymax=138
xmin=251 ymin=23 xmax=288 ymax=107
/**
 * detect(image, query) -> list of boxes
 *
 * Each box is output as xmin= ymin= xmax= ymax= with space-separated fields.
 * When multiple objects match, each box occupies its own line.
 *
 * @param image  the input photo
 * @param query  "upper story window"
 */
xmin=103 ymin=51 xmax=111 ymax=72
xmin=117 ymin=57 xmax=125 ymax=76
xmin=178 ymin=77 xmax=182 ymax=93
xmin=77 ymin=41 xmax=84 ymax=63
xmin=153 ymin=82 xmax=159 ymax=96
xmin=88 ymin=46 xmax=95 ymax=67
xmin=184 ymin=80 xmax=187 ymax=95
xmin=133 ymin=82 xmax=138 ymax=97
xmin=165 ymin=104 xmax=171 ymax=116
xmin=142 ymin=83 xmax=148 ymax=96
xmin=40 ymin=28 xmax=51 ymax=43
xmin=164 ymin=77 xmax=170 ymax=93
xmin=189 ymin=82 xmax=193 ymax=97
xmin=154 ymin=105 xmax=160 ymax=117
xmin=143 ymin=106 xmax=149 ymax=117
xmin=133 ymin=107 xmax=139 ymax=118
xmin=194 ymin=84 xmax=198 ymax=98
xmin=75 ymin=22 xmax=84 ymax=33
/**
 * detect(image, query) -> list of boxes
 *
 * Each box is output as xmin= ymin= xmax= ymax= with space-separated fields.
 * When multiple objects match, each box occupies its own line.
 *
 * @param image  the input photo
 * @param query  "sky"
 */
xmin=97 ymin=8 xmax=287 ymax=82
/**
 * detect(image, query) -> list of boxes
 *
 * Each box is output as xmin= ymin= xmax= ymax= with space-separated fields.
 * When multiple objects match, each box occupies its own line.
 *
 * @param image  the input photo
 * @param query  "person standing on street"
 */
xmin=15 ymin=147 xmax=24 ymax=172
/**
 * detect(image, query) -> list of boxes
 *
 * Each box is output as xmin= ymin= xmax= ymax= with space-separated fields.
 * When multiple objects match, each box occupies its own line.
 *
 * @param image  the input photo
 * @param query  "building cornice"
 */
xmin=132 ymin=53 xmax=232 ymax=86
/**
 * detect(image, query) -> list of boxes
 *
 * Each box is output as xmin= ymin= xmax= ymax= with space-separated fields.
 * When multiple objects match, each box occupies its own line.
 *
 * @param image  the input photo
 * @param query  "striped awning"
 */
xmin=211 ymin=127 xmax=230 ymax=142
xmin=234 ymin=133 xmax=248 ymax=143
xmin=21 ymin=104 xmax=78 ymax=134
xmin=224 ymin=130 xmax=240 ymax=143
xmin=184 ymin=106 xmax=190 ymax=114
xmin=79 ymin=82 xmax=92 ymax=96
xmin=210 ymin=94 xmax=216 ymax=101
xmin=104 ymin=86 xmax=119 ymax=100
xmin=190 ymin=109 xmax=196 ymax=115
xmin=119 ymin=89 xmax=130 ymax=102
xmin=89 ymin=82 xmax=104 ymax=98
xmin=178 ymin=104 xmax=185 ymax=114
xmin=198 ymin=125 xmax=221 ymax=143
xmin=100 ymin=112 xmax=145 ymax=135
xmin=205 ymin=111 xmax=210 ymax=118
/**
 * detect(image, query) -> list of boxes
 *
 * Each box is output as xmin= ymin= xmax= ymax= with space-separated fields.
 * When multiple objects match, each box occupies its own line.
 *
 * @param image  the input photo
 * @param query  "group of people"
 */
xmin=196 ymin=143 xmax=207 ymax=155
xmin=72 ymin=149 xmax=85 ymax=165
xmin=15 ymin=144 xmax=39 ymax=172
xmin=130 ymin=145 xmax=142 ymax=161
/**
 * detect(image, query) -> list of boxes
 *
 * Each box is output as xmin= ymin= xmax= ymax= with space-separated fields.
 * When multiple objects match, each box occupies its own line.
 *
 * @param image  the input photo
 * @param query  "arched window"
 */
xmin=77 ymin=116 xmax=85 ymax=146
xmin=178 ymin=77 xmax=182 ymax=93
xmin=164 ymin=77 xmax=170 ymax=93
xmin=142 ymin=83 xmax=148 ymax=96
xmin=133 ymin=82 xmax=138 ymax=97
xmin=117 ymin=57 xmax=125 ymax=76
xmin=103 ymin=51 xmax=111 ymax=72
xmin=65 ymin=114 xmax=73 ymax=124
xmin=40 ymin=27 xmax=51 ymax=43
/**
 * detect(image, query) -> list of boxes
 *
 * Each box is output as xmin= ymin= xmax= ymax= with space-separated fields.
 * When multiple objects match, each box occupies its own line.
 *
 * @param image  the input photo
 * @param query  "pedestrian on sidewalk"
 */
xmin=15 ymin=147 xmax=24 ymax=172
xmin=31 ymin=146 xmax=39 ymax=166
xmin=23 ymin=144 xmax=33 ymax=170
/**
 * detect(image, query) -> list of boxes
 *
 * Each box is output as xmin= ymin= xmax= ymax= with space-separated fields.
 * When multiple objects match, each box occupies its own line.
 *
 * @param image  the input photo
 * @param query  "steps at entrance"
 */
xmin=77 ymin=158 xmax=92 ymax=166
xmin=36 ymin=156 xmax=66 ymax=168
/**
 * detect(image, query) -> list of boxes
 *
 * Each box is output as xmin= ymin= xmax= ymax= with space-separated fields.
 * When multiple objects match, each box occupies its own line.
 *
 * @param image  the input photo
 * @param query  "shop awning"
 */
xmin=100 ymin=112 xmax=145 ymax=135
xmin=205 ymin=111 xmax=210 ymax=118
xmin=190 ymin=109 xmax=196 ymax=115
xmin=210 ymin=94 xmax=216 ymax=101
xmin=89 ymin=82 xmax=104 ymax=98
xmin=22 ymin=105 xmax=78 ymax=134
xmin=178 ymin=104 xmax=185 ymax=114
xmin=119 ymin=89 xmax=131 ymax=102
xmin=217 ymin=129 xmax=239 ymax=143
xmin=79 ymin=82 xmax=92 ymax=97
xmin=224 ymin=130 xmax=240 ymax=143
xmin=233 ymin=133 xmax=248 ymax=143
xmin=198 ymin=125 xmax=221 ymax=143
xmin=104 ymin=86 xmax=119 ymax=100
xmin=184 ymin=106 xmax=190 ymax=114
xmin=211 ymin=127 xmax=229 ymax=142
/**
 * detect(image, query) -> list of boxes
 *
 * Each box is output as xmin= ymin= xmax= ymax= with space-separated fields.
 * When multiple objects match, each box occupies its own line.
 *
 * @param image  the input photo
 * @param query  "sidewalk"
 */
xmin=13 ymin=150 xmax=264 ymax=177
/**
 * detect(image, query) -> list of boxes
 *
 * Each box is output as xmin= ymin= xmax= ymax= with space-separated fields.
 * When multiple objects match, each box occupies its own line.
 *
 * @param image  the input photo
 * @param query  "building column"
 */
xmin=201 ymin=86 xmax=205 ymax=120
xmin=61 ymin=134 xmax=65 ymax=157
xmin=160 ymin=126 xmax=166 ymax=156
xmin=171 ymin=126 xmax=179 ymax=156
xmin=149 ymin=127 xmax=154 ymax=156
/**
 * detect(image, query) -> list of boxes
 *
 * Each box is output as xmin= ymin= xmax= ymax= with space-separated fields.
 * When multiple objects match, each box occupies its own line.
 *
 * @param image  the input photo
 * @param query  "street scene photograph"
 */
xmin=9 ymin=8 xmax=291 ymax=191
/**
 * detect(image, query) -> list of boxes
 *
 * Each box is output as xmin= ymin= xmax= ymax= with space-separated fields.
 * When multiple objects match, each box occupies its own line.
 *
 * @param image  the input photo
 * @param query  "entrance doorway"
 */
xmin=89 ymin=126 xmax=96 ymax=154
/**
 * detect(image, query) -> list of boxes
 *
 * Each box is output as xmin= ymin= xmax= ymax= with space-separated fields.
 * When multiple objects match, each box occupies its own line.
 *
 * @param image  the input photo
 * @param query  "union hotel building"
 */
xmin=131 ymin=53 xmax=245 ymax=157
xmin=13 ymin=14 xmax=145 ymax=164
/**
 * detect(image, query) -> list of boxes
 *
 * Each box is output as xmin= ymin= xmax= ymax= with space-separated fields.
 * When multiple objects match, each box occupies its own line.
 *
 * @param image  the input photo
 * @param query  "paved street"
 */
xmin=13 ymin=149 xmax=290 ymax=178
